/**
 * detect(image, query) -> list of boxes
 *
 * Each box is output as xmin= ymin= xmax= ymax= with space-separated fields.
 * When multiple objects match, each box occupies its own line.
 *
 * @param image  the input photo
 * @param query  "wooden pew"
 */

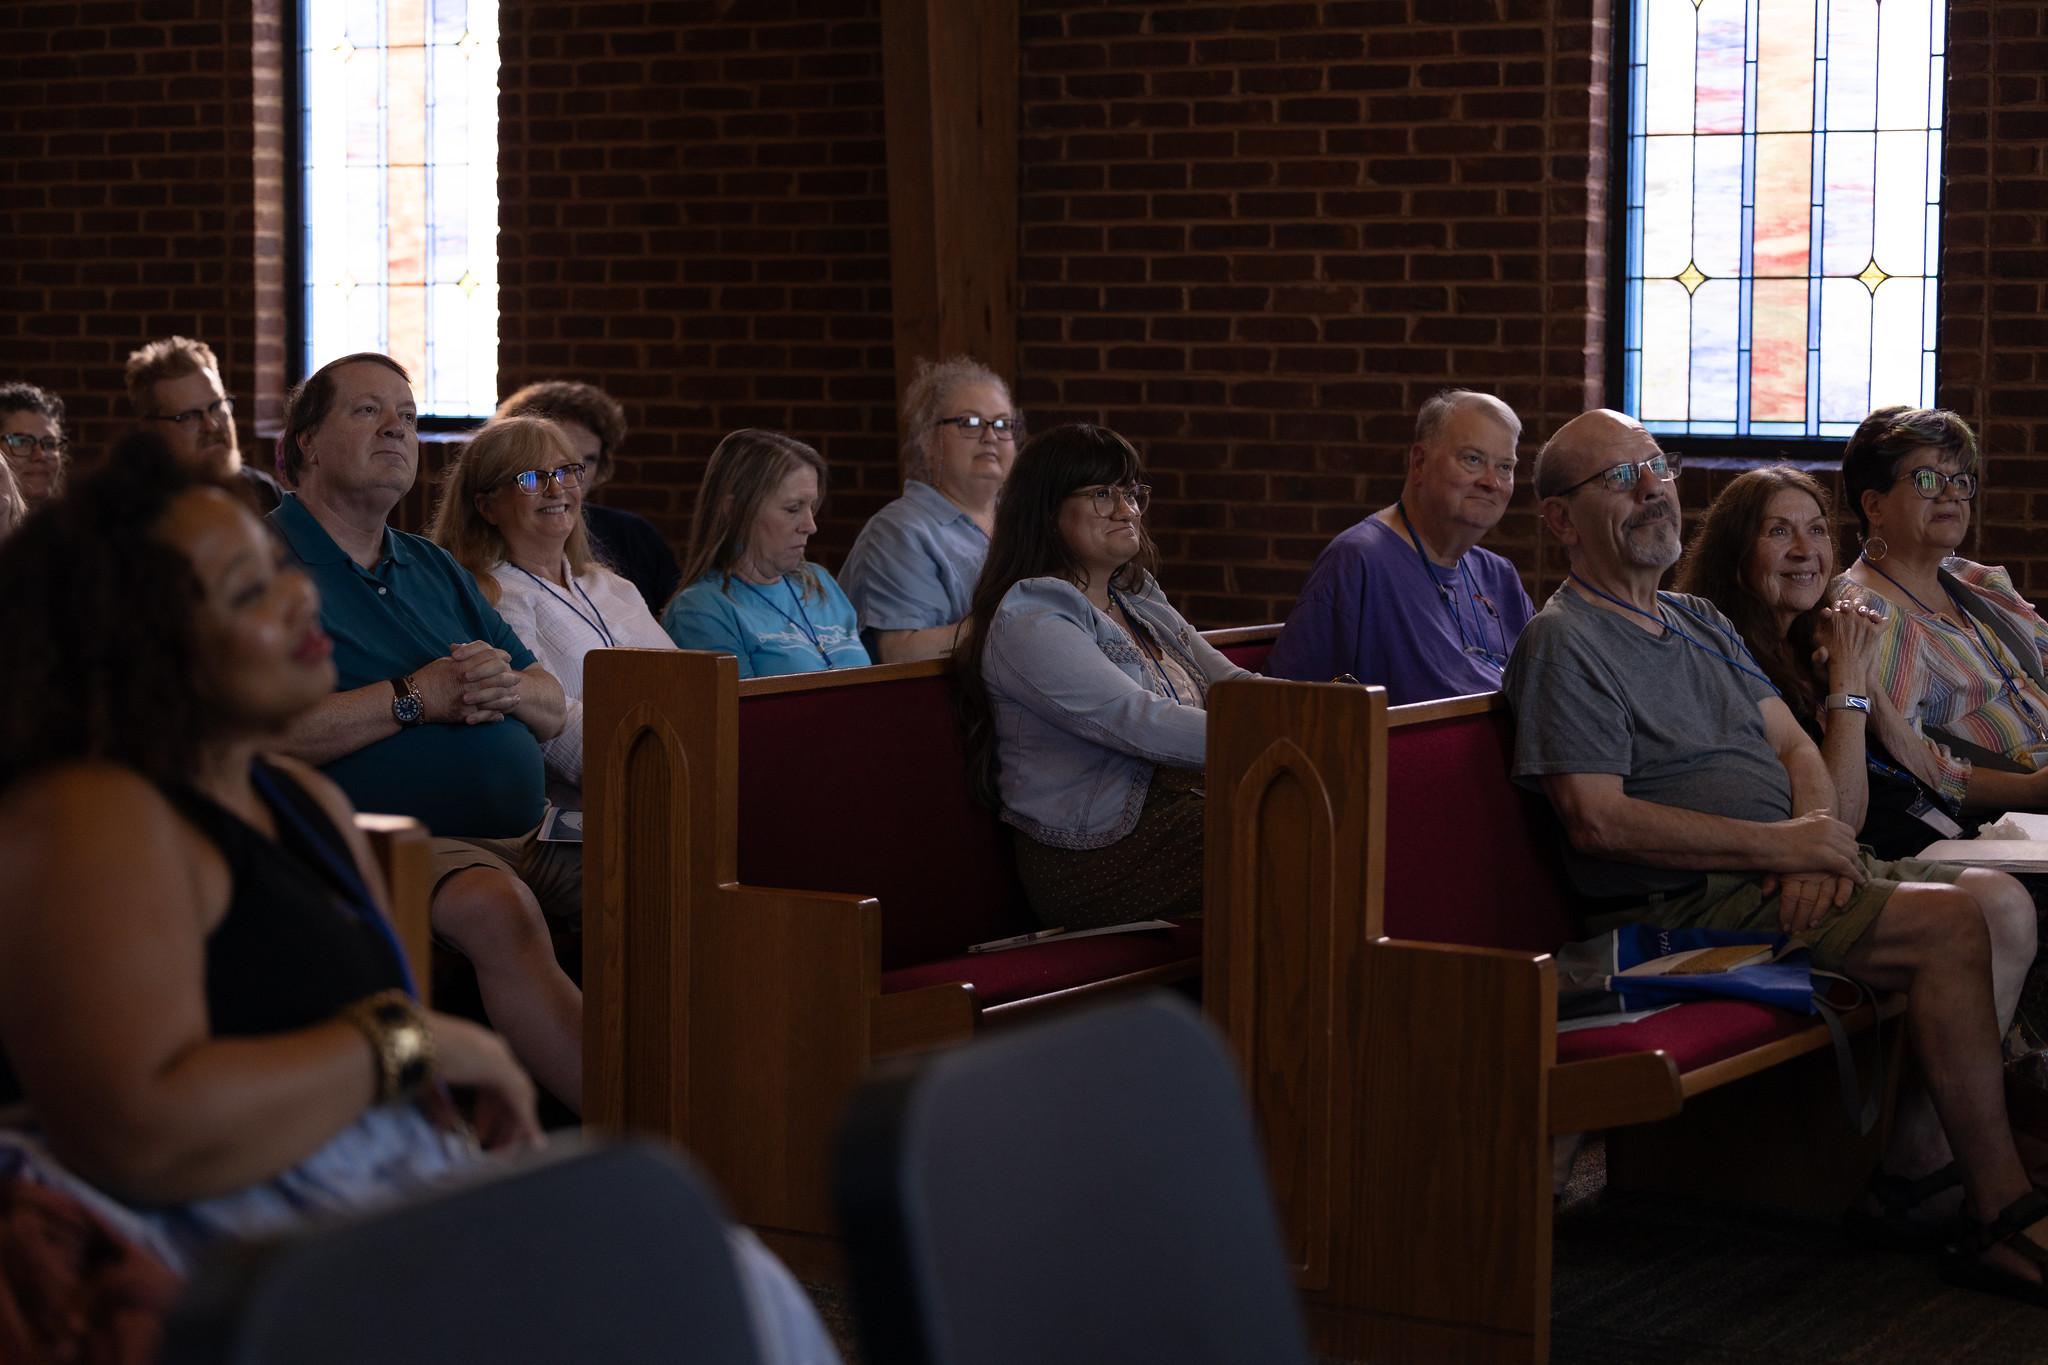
xmin=1204 ymin=681 xmax=1899 ymax=1364
xmin=355 ymin=812 xmax=433 ymax=1007
xmin=582 ymin=625 xmax=1278 ymax=1263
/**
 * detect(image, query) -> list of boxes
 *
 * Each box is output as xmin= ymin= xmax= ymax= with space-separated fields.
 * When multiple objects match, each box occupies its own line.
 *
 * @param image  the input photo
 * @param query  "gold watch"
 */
xmin=343 ymin=989 xmax=436 ymax=1102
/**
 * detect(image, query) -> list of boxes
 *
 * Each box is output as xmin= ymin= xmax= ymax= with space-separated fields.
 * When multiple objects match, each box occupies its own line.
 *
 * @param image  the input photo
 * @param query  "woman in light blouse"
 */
xmin=955 ymin=423 xmax=1247 ymax=929
xmin=841 ymin=356 xmax=1020 ymax=662
xmin=428 ymin=416 xmax=675 ymax=804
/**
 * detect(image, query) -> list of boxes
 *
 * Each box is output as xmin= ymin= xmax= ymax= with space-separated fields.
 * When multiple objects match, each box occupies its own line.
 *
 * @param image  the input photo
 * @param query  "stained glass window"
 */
xmin=1620 ymin=0 xmax=1945 ymax=438
xmin=299 ymin=1 xmax=500 ymax=418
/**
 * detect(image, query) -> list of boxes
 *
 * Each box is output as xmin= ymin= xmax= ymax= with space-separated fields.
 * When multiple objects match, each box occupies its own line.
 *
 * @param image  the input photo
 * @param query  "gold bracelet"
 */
xmin=342 ymin=989 xmax=436 ymax=1103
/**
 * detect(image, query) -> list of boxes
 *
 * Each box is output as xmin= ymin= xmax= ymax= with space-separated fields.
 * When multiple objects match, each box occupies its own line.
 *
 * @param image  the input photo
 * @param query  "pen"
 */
xmin=968 ymin=926 xmax=1067 ymax=954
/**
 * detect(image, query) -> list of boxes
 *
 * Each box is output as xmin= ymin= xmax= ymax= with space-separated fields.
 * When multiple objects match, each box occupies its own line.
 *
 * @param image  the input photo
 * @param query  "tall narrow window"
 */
xmin=1619 ymin=0 xmax=1945 ymax=438
xmin=299 ymin=1 xmax=500 ymax=417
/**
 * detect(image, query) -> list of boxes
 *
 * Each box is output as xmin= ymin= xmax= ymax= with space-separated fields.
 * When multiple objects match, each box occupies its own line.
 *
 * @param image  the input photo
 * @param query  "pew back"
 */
xmin=1383 ymin=692 xmax=1575 ymax=953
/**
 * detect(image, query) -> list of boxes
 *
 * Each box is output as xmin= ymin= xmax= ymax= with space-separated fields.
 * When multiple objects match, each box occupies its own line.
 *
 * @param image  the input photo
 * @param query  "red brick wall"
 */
xmin=0 ymin=1 xmax=285 ymax=468
xmin=496 ymin=0 xmax=900 ymax=567
xmin=1015 ymin=0 xmax=1612 ymax=624
xmin=1940 ymin=0 xmax=2048 ymax=598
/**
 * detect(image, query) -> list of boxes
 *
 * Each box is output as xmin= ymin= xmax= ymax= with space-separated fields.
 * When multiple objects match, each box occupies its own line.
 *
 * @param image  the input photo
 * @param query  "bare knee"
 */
xmin=1892 ymin=885 xmax=1993 ymax=975
xmin=431 ymin=867 xmax=551 ymax=963
xmin=1959 ymin=869 xmax=2038 ymax=959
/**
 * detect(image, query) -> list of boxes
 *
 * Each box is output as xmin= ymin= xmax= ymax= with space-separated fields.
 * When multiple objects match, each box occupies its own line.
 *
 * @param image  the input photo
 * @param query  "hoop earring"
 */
xmin=1863 ymin=534 xmax=1889 ymax=563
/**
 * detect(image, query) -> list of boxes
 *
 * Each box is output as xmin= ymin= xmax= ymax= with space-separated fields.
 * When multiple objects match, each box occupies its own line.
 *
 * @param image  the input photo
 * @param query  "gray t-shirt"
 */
xmin=1503 ymin=587 xmax=1789 ymax=898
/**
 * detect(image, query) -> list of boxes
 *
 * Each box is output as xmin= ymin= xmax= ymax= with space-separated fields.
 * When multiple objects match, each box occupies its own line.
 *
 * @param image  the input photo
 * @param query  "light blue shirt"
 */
xmin=839 ymin=480 xmax=990 ymax=648
xmin=984 ymin=573 xmax=1249 ymax=849
xmin=661 ymin=564 xmax=872 ymax=679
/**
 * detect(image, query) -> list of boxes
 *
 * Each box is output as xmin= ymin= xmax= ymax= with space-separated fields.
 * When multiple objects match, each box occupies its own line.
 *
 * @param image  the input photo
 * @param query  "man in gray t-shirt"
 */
xmin=1511 ymin=409 xmax=2047 ymax=1285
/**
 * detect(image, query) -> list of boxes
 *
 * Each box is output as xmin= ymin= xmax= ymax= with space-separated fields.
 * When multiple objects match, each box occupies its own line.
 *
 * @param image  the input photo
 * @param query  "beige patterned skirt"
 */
xmin=1011 ymin=767 xmax=1206 ymax=930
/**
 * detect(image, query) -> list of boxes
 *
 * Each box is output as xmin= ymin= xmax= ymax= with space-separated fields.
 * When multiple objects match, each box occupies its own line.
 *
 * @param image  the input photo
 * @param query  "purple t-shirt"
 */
xmin=1268 ymin=514 xmax=1535 ymax=705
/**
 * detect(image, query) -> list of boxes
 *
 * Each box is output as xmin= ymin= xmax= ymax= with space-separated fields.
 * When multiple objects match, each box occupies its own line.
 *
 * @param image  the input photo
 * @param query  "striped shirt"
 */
xmin=1851 ymin=558 xmax=2048 ymax=804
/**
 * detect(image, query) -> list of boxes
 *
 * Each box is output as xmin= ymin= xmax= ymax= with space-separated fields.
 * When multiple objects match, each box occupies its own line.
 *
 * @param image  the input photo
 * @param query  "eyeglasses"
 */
xmin=150 ymin=396 xmax=235 ymax=428
xmin=1073 ymin=483 xmax=1151 ymax=517
xmin=1 ymin=431 xmax=68 ymax=457
xmin=503 ymin=463 xmax=587 ymax=495
xmin=936 ymin=415 xmax=1019 ymax=440
xmin=1549 ymin=452 xmax=1679 ymax=498
xmin=1901 ymin=467 xmax=1977 ymax=501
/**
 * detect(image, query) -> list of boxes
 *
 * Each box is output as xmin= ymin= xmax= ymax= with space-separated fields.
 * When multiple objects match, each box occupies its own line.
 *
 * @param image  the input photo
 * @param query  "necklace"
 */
xmin=1862 ymin=555 xmax=2048 ymax=744
xmin=1394 ymin=502 xmax=1508 ymax=669
xmin=1106 ymin=583 xmax=1184 ymax=705
xmin=1567 ymin=574 xmax=1776 ymax=688
xmin=511 ymin=562 xmax=615 ymax=648
xmin=734 ymin=574 xmax=832 ymax=664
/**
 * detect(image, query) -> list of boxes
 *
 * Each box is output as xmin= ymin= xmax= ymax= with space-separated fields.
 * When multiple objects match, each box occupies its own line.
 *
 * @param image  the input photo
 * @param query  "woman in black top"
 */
xmin=0 ymin=442 xmax=539 ymax=1246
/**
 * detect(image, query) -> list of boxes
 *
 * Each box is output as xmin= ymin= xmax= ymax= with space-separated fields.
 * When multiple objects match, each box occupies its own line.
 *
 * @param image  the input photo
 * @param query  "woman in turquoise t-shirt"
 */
xmin=661 ymin=429 xmax=871 ymax=678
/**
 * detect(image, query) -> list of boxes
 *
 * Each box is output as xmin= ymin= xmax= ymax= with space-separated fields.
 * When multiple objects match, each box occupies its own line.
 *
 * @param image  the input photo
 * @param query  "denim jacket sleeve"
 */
xmin=984 ymin=580 xmax=1211 ymax=768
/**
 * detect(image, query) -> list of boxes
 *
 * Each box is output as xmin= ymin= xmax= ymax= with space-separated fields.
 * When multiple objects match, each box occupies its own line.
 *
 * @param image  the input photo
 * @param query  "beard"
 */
xmin=1621 ymin=504 xmax=1682 ymax=569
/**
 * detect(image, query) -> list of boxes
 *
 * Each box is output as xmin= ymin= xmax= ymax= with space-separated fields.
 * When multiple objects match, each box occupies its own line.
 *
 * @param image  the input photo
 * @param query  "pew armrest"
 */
xmin=353 ymin=813 xmax=433 ymax=1010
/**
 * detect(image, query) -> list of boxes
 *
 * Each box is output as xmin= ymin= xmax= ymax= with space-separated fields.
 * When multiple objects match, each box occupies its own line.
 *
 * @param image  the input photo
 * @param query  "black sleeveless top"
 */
xmin=0 ymin=760 xmax=411 ymax=1107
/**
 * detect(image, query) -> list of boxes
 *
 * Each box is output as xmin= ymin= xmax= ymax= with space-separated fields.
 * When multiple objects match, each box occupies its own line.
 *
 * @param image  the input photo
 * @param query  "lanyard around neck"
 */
xmin=1864 ymin=556 xmax=2048 ymax=743
xmin=734 ymin=574 xmax=830 ymax=662
xmin=512 ymin=563 xmax=615 ymax=649
xmin=1394 ymin=502 xmax=1508 ymax=669
xmin=1568 ymin=574 xmax=1776 ymax=688
xmin=1106 ymin=583 xmax=1184 ymax=705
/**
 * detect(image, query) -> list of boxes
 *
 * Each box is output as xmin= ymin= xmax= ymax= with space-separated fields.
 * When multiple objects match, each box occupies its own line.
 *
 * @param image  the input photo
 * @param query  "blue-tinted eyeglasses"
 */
xmin=503 ymin=463 xmax=586 ymax=495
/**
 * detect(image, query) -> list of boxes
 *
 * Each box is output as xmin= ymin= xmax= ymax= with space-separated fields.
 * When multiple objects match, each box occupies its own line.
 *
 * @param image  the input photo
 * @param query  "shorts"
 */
xmin=427 ymin=824 xmax=583 ymax=934
xmin=1584 ymin=852 xmax=1965 ymax=973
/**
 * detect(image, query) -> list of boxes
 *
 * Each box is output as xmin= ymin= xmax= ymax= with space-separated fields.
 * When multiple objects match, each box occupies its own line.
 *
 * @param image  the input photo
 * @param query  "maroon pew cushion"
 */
xmin=1555 ymin=999 xmax=1819 ymax=1074
xmin=1384 ymin=706 xmax=1576 ymax=952
xmin=737 ymin=674 xmax=1035 ymax=970
xmin=1219 ymin=640 xmax=1272 ymax=674
xmin=881 ymin=921 xmax=1204 ymax=1009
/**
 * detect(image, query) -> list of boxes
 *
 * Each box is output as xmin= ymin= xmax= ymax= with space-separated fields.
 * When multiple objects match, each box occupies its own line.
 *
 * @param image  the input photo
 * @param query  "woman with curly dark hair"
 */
xmin=0 ymin=436 xmax=838 ymax=1365
xmin=954 ymin=423 xmax=1247 ymax=929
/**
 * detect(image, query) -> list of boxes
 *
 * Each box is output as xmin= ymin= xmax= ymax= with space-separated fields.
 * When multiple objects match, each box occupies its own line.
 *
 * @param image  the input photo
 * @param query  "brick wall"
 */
xmin=497 ymin=0 xmax=899 ymax=567
xmin=1016 ymin=0 xmax=1611 ymax=625
xmin=0 ymin=1 xmax=285 ymax=467
xmin=1939 ymin=0 xmax=2048 ymax=598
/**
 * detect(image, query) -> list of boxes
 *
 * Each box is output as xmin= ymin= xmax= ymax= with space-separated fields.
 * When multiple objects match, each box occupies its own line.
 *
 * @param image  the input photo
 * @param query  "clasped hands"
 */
xmin=413 ymin=641 xmax=523 ymax=726
xmin=1760 ymin=808 xmax=1864 ymax=936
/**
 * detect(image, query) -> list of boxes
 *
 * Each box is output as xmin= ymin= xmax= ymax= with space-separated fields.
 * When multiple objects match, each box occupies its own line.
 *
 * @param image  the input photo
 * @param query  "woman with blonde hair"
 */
xmin=661 ymin=429 xmax=869 ymax=677
xmin=840 ymin=355 xmax=1021 ymax=662
xmin=428 ymin=416 xmax=673 ymax=801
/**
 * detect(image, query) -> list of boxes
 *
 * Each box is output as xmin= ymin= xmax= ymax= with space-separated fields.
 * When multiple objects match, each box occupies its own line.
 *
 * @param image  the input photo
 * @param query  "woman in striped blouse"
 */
xmin=1838 ymin=407 xmax=2048 ymax=814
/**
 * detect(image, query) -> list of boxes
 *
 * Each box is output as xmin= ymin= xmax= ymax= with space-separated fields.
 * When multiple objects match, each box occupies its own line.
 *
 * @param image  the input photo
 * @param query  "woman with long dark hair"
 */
xmin=1675 ymin=465 xmax=1956 ymax=854
xmin=955 ymin=424 xmax=1248 ymax=928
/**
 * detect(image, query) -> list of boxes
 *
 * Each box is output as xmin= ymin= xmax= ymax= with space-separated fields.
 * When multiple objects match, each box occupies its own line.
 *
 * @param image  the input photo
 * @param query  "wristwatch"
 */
xmin=343 ymin=989 xmax=436 ymax=1103
xmin=389 ymin=672 xmax=425 ymax=727
xmin=1823 ymin=692 xmax=1871 ymax=713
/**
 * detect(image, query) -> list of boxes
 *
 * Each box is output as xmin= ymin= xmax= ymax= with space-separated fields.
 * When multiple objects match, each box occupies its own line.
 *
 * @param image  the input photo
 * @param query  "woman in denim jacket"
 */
xmin=955 ymin=424 xmax=1249 ymax=928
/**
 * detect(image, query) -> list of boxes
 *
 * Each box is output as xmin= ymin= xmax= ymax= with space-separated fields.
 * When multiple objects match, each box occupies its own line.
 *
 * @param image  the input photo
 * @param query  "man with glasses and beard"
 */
xmin=1508 ymin=408 xmax=2048 ymax=1304
xmin=125 ymin=336 xmax=282 ymax=512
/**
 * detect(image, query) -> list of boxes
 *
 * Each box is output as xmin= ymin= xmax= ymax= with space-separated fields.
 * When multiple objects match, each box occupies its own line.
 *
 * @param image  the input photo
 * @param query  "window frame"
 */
xmin=1601 ymin=0 xmax=1948 ymax=465
xmin=285 ymin=0 xmax=496 ymax=433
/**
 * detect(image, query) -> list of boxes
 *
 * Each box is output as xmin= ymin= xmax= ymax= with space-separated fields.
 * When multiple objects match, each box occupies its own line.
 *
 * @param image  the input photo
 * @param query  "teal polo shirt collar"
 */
xmin=272 ymin=492 xmax=415 ymax=573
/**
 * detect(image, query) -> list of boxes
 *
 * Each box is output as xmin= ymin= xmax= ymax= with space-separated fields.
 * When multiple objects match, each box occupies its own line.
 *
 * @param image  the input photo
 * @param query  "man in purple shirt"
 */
xmin=1269 ymin=389 xmax=1535 ymax=704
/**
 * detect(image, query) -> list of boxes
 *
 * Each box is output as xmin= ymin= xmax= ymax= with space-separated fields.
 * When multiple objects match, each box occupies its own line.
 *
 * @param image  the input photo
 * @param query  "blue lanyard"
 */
xmin=1107 ymin=583 xmax=1184 ymax=705
xmin=1862 ymin=557 xmax=2048 ymax=743
xmin=1394 ymin=503 xmax=1508 ymax=669
xmin=250 ymin=762 xmax=418 ymax=1000
xmin=512 ymin=563 xmax=615 ymax=649
xmin=1568 ymin=575 xmax=1777 ymax=688
xmin=735 ymin=575 xmax=831 ymax=663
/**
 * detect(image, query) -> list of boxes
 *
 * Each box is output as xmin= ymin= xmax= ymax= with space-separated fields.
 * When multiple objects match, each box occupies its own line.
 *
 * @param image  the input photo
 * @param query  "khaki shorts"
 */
xmin=1586 ymin=853 xmax=1965 ymax=973
xmin=428 ymin=825 xmax=583 ymax=934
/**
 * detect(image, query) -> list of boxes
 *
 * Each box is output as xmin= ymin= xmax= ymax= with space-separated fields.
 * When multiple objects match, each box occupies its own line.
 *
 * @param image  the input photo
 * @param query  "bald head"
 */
xmin=1535 ymin=409 xmax=1651 ymax=499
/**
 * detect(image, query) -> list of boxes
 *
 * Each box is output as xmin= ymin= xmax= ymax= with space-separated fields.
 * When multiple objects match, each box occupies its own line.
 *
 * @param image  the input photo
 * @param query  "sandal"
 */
xmin=1843 ymin=1162 xmax=1964 ymax=1252
xmin=1941 ymin=1190 xmax=2048 ymax=1307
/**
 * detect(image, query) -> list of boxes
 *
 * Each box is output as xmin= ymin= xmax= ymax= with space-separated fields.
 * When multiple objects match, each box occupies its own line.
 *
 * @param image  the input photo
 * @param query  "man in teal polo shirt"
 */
xmin=271 ymin=352 xmax=583 ymax=1113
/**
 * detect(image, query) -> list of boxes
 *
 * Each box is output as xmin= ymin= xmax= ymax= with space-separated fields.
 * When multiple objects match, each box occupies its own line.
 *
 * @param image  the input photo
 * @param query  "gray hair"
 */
xmin=899 ymin=355 xmax=1018 ymax=483
xmin=1414 ymin=388 xmax=1521 ymax=448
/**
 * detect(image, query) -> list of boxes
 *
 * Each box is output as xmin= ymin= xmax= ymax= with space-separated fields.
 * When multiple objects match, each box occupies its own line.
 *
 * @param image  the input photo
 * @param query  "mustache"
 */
xmin=1624 ymin=504 xmax=1675 ymax=533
